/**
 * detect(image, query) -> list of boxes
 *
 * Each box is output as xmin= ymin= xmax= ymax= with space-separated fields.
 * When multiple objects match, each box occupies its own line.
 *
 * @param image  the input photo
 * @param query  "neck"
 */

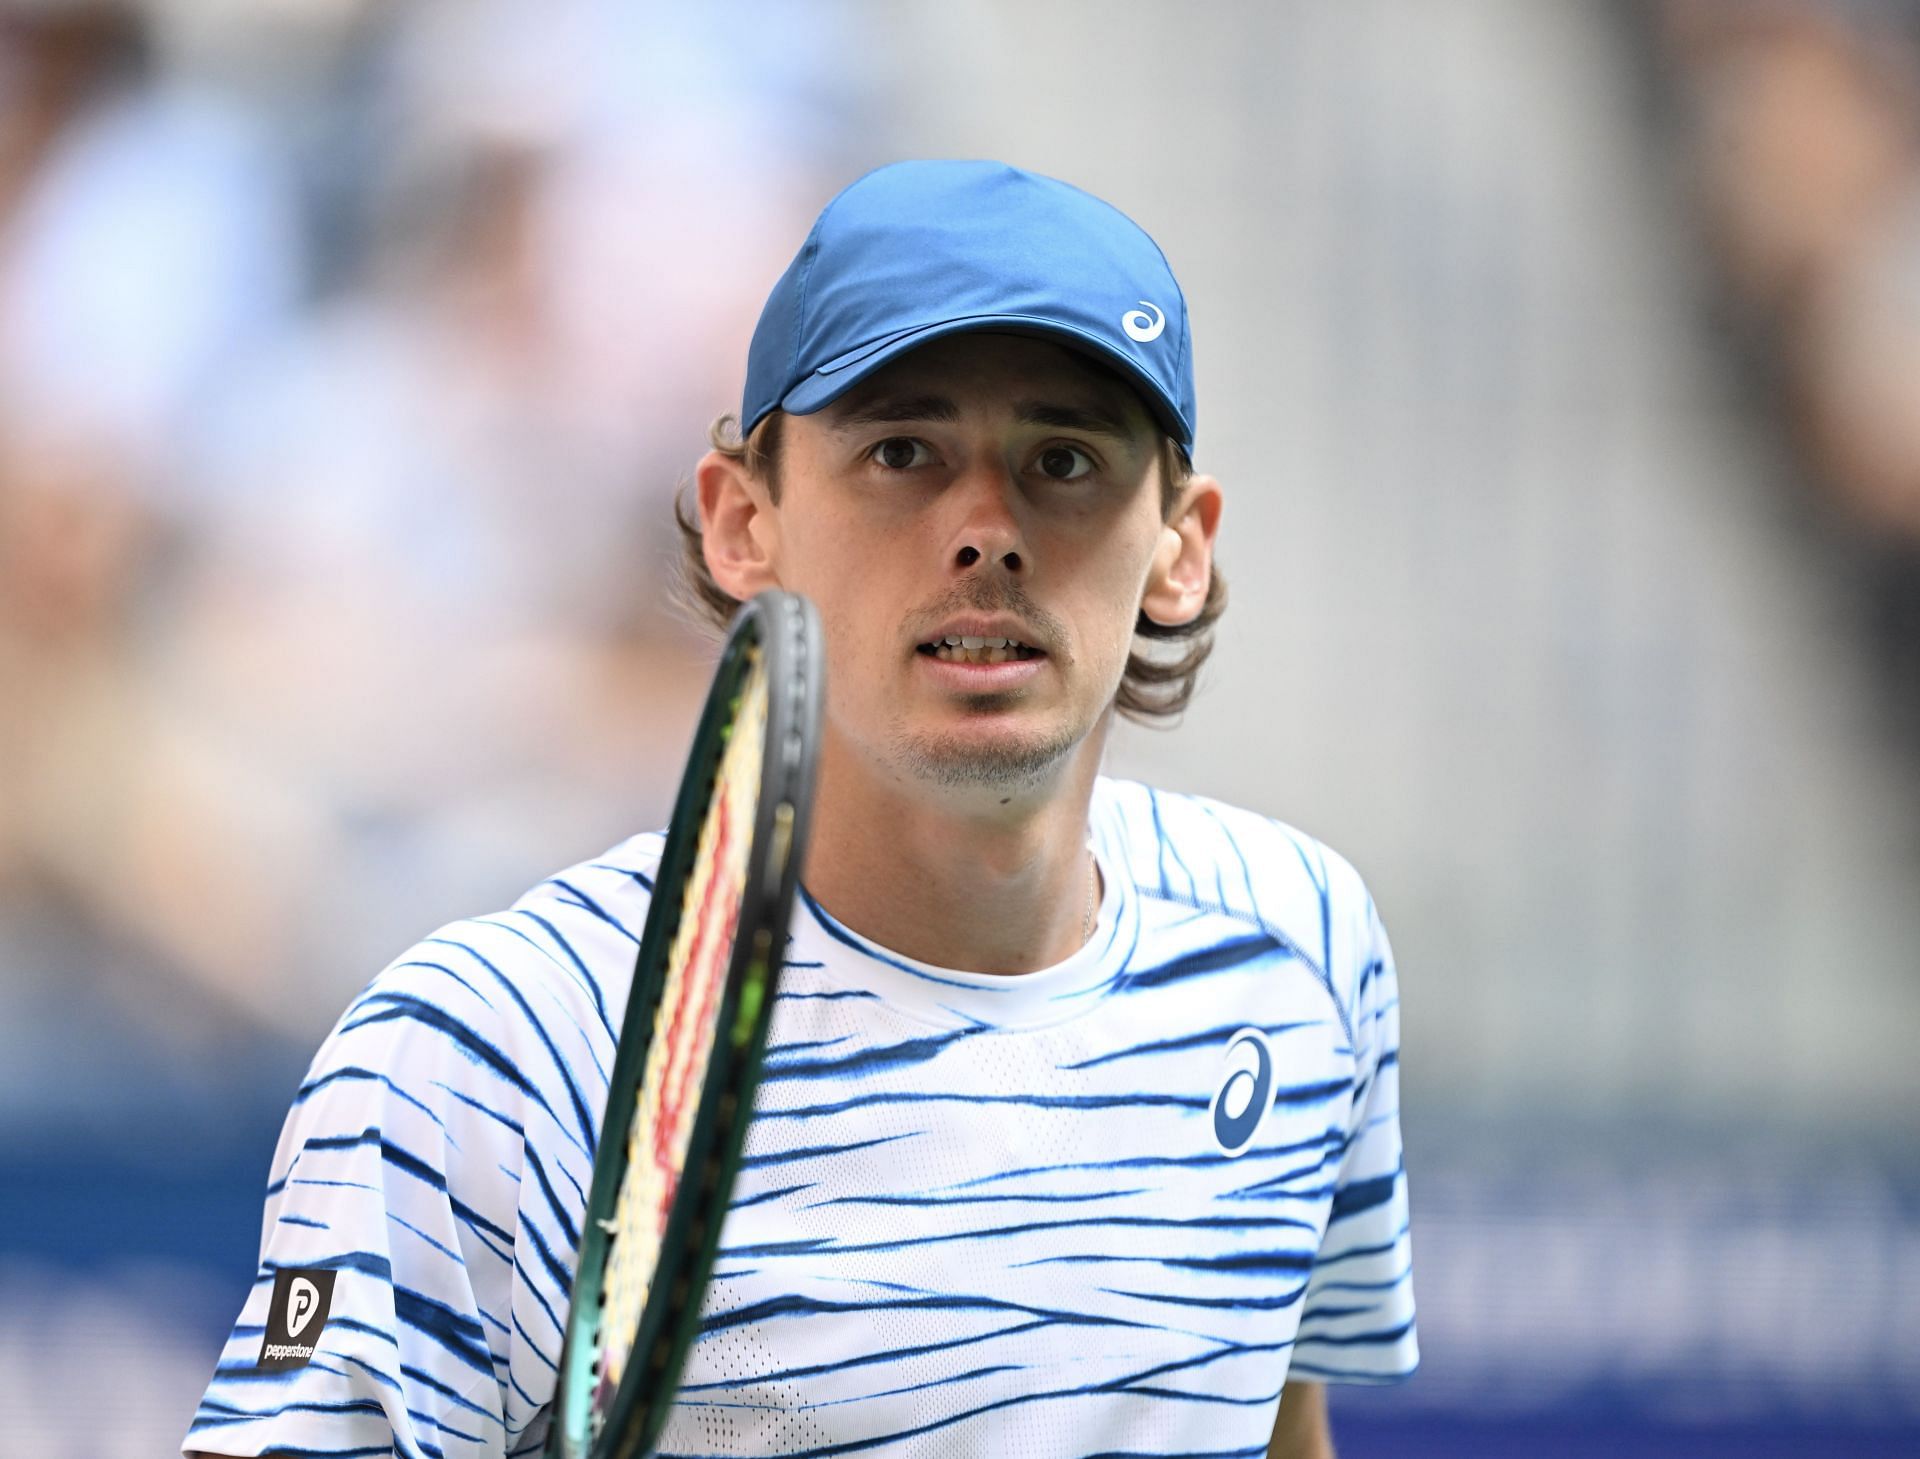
xmin=801 ymin=728 xmax=1108 ymax=975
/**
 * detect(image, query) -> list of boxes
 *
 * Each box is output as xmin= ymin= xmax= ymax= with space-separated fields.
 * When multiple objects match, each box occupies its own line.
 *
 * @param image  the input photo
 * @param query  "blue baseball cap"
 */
xmin=742 ymin=160 xmax=1196 ymax=452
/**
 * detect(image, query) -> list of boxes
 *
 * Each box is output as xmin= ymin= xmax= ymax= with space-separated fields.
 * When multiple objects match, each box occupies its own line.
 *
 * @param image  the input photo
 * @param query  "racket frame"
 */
xmin=549 ymin=590 xmax=822 ymax=1459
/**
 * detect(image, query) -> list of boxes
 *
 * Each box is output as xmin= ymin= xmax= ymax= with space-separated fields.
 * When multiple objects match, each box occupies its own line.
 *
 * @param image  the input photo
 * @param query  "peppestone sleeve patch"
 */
xmin=256 ymin=1267 xmax=338 ymax=1370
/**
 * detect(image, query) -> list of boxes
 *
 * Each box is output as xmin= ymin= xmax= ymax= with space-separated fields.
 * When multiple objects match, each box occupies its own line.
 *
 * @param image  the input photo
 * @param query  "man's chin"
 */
xmin=891 ymin=722 xmax=1082 ymax=791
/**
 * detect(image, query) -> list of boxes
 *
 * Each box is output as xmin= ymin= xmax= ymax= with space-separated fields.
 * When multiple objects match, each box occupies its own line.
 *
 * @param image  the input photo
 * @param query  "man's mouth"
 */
xmin=917 ymin=635 xmax=1043 ymax=666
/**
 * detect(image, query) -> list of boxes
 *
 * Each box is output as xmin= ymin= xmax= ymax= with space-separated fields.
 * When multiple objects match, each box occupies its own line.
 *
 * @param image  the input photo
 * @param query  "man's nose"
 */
xmin=948 ymin=465 xmax=1026 ymax=575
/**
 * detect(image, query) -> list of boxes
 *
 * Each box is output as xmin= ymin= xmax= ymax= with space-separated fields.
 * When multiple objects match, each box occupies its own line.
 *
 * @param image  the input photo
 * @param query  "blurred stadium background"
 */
xmin=3 ymin=1 xmax=1919 ymax=1454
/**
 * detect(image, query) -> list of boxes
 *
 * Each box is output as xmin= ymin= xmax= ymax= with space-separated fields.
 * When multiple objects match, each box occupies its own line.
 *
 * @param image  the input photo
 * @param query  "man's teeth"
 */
xmin=930 ymin=635 xmax=1036 ymax=665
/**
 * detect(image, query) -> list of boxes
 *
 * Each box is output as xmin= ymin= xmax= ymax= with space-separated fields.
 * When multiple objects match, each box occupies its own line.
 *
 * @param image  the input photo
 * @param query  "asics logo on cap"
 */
xmin=1122 ymin=301 xmax=1166 ymax=343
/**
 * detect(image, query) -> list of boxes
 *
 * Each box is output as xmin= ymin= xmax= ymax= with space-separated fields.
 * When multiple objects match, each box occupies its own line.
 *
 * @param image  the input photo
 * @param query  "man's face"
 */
xmin=759 ymin=332 xmax=1194 ymax=798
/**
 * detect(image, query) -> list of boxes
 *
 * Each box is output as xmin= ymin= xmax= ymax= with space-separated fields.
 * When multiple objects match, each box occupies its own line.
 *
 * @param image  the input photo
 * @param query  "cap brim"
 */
xmin=776 ymin=314 xmax=1192 ymax=451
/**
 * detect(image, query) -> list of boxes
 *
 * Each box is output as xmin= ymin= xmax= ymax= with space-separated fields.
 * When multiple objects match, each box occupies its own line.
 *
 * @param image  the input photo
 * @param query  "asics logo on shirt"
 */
xmin=1122 ymin=301 xmax=1166 ymax=342
xmin=1210 ymin=1028 xmax=1275 ymax=1156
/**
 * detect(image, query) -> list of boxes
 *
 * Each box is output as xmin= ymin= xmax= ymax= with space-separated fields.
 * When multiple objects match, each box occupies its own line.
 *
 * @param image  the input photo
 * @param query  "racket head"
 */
xmin=549 ymin=589 xmax=823 ymax=1459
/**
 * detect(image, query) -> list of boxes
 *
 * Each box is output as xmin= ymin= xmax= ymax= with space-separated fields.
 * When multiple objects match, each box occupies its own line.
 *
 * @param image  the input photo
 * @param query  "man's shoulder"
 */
xmin=1093 ymin=777 xmax=1382 ymax=1014
xmin=496 ymin=827 xmax=667 ymax=973
xmin=1094 ymin=776 xmax=1373 ymax=916
xmin=342 ymin=829 xmax=668 ymax=1055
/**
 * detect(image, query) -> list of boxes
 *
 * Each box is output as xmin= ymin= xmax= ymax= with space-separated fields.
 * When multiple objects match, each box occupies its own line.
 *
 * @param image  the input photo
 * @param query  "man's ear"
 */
xmin=696 ymin=448 xmax=781 ymax=601
xmin=1139 ymin=474 xmax=1223 ymax=627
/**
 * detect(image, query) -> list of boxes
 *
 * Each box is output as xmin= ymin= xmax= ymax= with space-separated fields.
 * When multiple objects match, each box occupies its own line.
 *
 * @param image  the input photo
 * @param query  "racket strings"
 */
xmin=593 ymin=652 xmax=769 ymax=1419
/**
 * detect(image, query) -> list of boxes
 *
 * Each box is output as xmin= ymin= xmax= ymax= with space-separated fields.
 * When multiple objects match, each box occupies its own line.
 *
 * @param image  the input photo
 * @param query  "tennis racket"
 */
xmin=548 ymin=589 xmax=823 ymax=1459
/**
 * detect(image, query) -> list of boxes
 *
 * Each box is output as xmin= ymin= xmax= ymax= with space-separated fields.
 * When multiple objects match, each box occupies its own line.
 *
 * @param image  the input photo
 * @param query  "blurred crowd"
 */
xmin=4 ymin=0 xmax=1917 ymax=1138
xmin=0 ymin=0 xmax=871 ymax=1133
xmin=1648 ymin=0 xmax=1920 ymax=740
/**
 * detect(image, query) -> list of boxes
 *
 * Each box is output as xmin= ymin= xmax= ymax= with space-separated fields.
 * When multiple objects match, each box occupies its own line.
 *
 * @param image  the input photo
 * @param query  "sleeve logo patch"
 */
xmin=257 ymin=1267 xmax=337 ymax=1369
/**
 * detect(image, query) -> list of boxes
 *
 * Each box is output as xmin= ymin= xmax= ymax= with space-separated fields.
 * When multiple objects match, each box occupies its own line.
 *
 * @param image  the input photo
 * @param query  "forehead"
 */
xmin=815 ymin=333 xmax=1157 ymax=435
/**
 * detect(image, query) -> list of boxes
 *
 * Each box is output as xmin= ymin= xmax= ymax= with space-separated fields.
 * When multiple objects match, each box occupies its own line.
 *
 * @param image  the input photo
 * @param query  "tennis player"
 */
xmin=186 ymin=159 xmax=1415 ymax=1459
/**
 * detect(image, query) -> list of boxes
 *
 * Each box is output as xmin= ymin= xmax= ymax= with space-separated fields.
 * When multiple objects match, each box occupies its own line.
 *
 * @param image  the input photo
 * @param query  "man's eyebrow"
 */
xmin=828 ymin=393 xmax=961 ymax=429
xmin=1014 ymin=400 xmax=1136 ymax=440
xmin=825 ymin=393 xmax=1139 ymax=440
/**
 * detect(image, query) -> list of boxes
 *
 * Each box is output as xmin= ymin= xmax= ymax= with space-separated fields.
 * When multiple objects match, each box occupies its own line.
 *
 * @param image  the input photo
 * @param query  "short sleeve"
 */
xmin=1292 ymin=893 xmax=1419 ymax=1383
xmin=182 ymin=920 xmax=610 ymax=1458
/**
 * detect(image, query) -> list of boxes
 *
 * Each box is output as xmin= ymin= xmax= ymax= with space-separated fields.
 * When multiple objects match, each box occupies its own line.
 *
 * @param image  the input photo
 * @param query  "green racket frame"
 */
xmin=548 ymin=589 xmax=823 ymax=1459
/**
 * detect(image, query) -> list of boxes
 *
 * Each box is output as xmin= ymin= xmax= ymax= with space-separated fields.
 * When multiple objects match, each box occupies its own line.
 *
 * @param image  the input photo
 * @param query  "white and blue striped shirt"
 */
xmin=186 ymin=777 xmax=1415 ymax=1457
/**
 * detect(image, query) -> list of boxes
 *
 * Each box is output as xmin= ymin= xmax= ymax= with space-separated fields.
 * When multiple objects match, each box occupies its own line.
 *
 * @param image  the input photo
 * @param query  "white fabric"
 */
xmin=184 ymin=777 xmax=1415 ymax=1458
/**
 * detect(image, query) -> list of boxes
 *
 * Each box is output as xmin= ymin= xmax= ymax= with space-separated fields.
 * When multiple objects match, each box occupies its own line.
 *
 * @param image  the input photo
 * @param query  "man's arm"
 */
xmin=1269 ymin=1379 xmax=1335 ymax=1459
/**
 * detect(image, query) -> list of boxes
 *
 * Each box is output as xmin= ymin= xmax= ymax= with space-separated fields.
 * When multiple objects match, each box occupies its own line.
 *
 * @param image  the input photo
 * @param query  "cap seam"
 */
xmin=785 ymin=166 xmax=893 ymax=392
xmin=1178 ymin=311 xmax=1191 ymax=443
xmin=1137 ymin=228 xmax=1194 ymax=448
xmin=789 ymin=230 xmax=822 ymax=392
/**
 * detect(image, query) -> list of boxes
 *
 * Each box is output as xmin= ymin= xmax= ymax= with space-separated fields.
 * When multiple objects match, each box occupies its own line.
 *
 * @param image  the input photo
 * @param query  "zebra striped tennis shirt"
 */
xmin=185 ymin=777 xmax=1416 ymax=1457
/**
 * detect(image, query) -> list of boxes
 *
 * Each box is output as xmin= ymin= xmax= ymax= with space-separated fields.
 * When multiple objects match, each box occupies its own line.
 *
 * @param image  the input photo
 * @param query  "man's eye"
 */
xmin=873 ymin=438 xmax=929 ymax=470
xmin=1036 ymin=445 xmax=1093 ymax=481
